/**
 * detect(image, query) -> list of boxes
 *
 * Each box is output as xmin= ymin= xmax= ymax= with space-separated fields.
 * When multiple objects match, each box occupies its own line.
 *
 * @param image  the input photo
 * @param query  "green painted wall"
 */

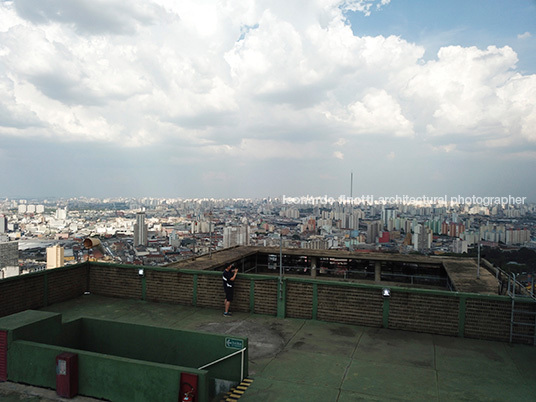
xmin=8 ymin=340 xmax=209 ymax=402
xmin=78 ymin=318 xmax=247 ymax=382
xmin=0 ymin=310 xmax=62 ymax=344
xmin=1 ymin=311 xmax=247 ymax=401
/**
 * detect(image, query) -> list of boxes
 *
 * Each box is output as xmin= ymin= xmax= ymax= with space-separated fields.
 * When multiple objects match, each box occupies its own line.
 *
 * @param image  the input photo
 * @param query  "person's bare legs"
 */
xmin=224 ymin=300 xmax=231 ymax=313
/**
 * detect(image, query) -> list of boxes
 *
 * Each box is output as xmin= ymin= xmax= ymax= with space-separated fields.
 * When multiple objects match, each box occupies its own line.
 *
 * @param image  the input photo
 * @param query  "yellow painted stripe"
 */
xmin=221 ymin=379 xmax=254 ymax=401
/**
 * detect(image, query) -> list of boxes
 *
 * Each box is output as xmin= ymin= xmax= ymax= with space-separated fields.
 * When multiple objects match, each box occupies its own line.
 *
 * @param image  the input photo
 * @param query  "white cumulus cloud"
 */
xmin=0 ymin=0 xmax=534 ymax=160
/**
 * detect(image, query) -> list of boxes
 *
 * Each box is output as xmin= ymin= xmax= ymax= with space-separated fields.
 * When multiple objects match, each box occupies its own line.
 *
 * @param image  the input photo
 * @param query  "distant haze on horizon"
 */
xmin=0 ymin=1 xmax=535 ymax=201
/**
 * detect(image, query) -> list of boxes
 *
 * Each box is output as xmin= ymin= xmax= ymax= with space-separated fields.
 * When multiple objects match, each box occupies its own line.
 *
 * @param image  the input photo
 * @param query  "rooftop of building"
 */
xmin=167 ymin=246 xmax=499 ymax=294
xmin=0 ymin=247 xmax=534 ymax=401
xmin=1 ymin=294 xmax=534 ymax=401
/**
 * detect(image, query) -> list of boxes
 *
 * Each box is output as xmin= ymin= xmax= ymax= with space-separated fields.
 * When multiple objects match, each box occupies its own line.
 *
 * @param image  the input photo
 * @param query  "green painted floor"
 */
xmin=14 ymin=295 xmax=534 ymax=401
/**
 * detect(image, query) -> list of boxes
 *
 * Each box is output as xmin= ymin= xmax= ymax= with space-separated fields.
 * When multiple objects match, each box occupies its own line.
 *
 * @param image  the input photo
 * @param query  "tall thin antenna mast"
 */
xmin=350 ymin=171 xmax=353 ymax=198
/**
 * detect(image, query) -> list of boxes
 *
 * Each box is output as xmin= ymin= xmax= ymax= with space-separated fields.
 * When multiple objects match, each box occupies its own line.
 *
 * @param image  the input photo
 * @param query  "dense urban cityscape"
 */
xmin=1 ymin=196 xmax=535 ymax=281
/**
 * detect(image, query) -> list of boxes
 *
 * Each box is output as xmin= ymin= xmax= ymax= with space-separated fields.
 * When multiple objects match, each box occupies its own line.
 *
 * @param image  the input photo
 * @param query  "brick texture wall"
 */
xmin=0 ymin=265 xmax=89 ymax=318
xmin=0 ymin=275 xmax=45 ymax=318
xmin=196 ymin=274 xmax=250 ymax=313
xmin=464 ymin=299 xmax=511 ymax=342
xmin=145 ymin=271 xmax=193 ymax=305
xmin=231 ymin=278 xmax=251 ymax=313
xmin=47 ymin=265 xmax=88 ymax=305
xmin=317 ymin=285 xmax=383 ymax=327
xmin=89 ymin=265 xmax=142 ymax=299
xmin=197 ymin=275 xmax=223 ymax=309
xmin=389 ymin=292 xmax=459 ymax=336
xmin=1 ymin=262 xmax=534 ymax=346
xmin=286 ymin=282 xmax=313 ymax=319
xmin=254 ymin=280 xmax=277 ymax=316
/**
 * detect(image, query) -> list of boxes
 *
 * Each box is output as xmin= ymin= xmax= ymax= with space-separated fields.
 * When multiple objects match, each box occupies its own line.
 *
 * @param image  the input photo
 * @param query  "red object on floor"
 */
xmin=56 ymin=352 xmax=78 ymax=398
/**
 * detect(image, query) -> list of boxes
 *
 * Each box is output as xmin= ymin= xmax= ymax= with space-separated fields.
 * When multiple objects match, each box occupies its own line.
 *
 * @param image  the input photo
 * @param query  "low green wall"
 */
xmin=78 ymin=318 xmax=248 ymax=383
xmin=0 ymin=311 xmax=248 ymax=401
xmin=8 ymin=340 xmax=208 ymax=402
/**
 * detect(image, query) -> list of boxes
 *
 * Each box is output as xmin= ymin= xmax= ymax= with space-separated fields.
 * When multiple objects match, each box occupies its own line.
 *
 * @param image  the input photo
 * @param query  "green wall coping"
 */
xmin=0 ymin=310 xmax=59 ymax=331
xmin=0 ymin=262 xmax=89 ymax=284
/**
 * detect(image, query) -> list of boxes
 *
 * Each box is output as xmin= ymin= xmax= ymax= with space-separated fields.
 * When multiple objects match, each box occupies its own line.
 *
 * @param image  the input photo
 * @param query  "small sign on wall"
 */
xmin=225 ymin=337 xmax=244 ymax=349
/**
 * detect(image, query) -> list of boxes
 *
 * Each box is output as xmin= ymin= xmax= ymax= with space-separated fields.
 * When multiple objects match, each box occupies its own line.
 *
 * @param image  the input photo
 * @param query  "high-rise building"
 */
xmin=223 ymin=226 xmax=249 ymax=248
xmin=412 ymin=225 xmax=432 ymax=252
xmin=55 ymin=208 xmax=67 ymax=220
xmin=0 ymin=214 xmax=7 ymax=233
xmin=452 ymin=239 xmax=468 ymax=254
xmin=366 ymin=221 xmax=382 ymax=244
xmin=381 ymin=207 xmax=397 ymax=228
xmin=347 ymin=214 xmax=360 ymax=230
xmin=134 ymin=212 xmax=148 ymax=247
xmin=46 ymin=245 xmax=65 ymax=269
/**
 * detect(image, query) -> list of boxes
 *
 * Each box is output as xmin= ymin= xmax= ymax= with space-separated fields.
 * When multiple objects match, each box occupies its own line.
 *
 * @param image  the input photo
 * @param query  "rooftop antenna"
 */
xmin=477 ymin=225 xmax=481 ymax=279
xmin=350 ymin=171 xmax=353 ymax=198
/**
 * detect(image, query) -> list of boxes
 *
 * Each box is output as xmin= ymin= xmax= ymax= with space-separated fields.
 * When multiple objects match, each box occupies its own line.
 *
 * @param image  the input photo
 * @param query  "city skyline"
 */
xmin=0 ymin=1 xmax=535 ymax=200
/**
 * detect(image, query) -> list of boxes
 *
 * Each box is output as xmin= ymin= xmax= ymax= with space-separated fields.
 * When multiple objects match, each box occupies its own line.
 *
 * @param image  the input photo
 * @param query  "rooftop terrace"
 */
xmin=0 ymin=248 xmax=535 ymax=400
xmin=167 ymin=246 xmax=499 ymax=294
xmin=3 ymin=295 xmax=534 ymax=401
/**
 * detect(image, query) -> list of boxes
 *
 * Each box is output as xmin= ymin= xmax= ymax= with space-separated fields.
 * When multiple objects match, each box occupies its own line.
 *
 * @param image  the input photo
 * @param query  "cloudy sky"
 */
xmin=0 ymin=0 xmax=535 ymax=200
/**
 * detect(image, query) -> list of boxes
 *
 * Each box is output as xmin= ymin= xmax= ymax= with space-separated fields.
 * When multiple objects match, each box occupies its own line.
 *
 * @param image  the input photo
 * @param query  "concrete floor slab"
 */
xmin=504 ymin=343 xmax=536 ymax=382
xmin=240 ymin=377 xmax=340 ymax=402
xmin=337 ymin=389 xmax=409 ymax=401
xmin=261 ymin=349 xmax=351 ymax=388
xmin=434 ymin=335 xmax=519 ymax=376
xmin=0 ymin=294 xmax=525 ymax=402
xmin=341 ymin=360 xmax=438 ymax=401
xmin=0 ymin=381 xmax=101 ymax=401
xmin=356 ymin=327 xmax=435 ymax=369
xmin=437 ymin=370 xmax=534 ymax=401
xmin=286 ymin=320 xmax=363 ymax=357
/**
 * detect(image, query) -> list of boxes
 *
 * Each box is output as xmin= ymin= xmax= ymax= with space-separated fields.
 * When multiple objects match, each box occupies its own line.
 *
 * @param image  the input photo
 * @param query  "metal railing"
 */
xmin=250 ymin=263 xmax=450 ymax=288
xmin=507 ymin=273 xmax=536 ymax=345
xmin=198 ymin=347 xmax=247 ymax=382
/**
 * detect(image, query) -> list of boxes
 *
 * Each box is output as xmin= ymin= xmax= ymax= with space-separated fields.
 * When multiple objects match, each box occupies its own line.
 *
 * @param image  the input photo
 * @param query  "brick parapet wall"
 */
xmin=196 ymin=275 xmax=222 ymax=309
xmin=254 ymin=280 xmax=277 ymax=316
xmin=197 ymin=274 xmax=250 ymax=313
xmin=145 ymin=271 xmax=193 ymax=305
xmin=47 ymin=265 xmax=88 ymax=305
xmin=0 ymin=264 xmax=89 ymax=318
xmin=0 ymin=275 xmax=45 ymax=318
xmin=510 ymin=302 xmax=536 ymax=343
xmin=286 ymin=282 xmax=313 ymax=319
xmin=89 ymin=265 xmax=142 ymax=299
xmin=1 ymin=262 xmax=534 ymax=345
xmin=464 ymin=299 xmax=512 ymax=342
xmin=317 ymin=285 xmax=383 ymax=327
xmin=389 ymin=292 xmax=459 ymax=336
